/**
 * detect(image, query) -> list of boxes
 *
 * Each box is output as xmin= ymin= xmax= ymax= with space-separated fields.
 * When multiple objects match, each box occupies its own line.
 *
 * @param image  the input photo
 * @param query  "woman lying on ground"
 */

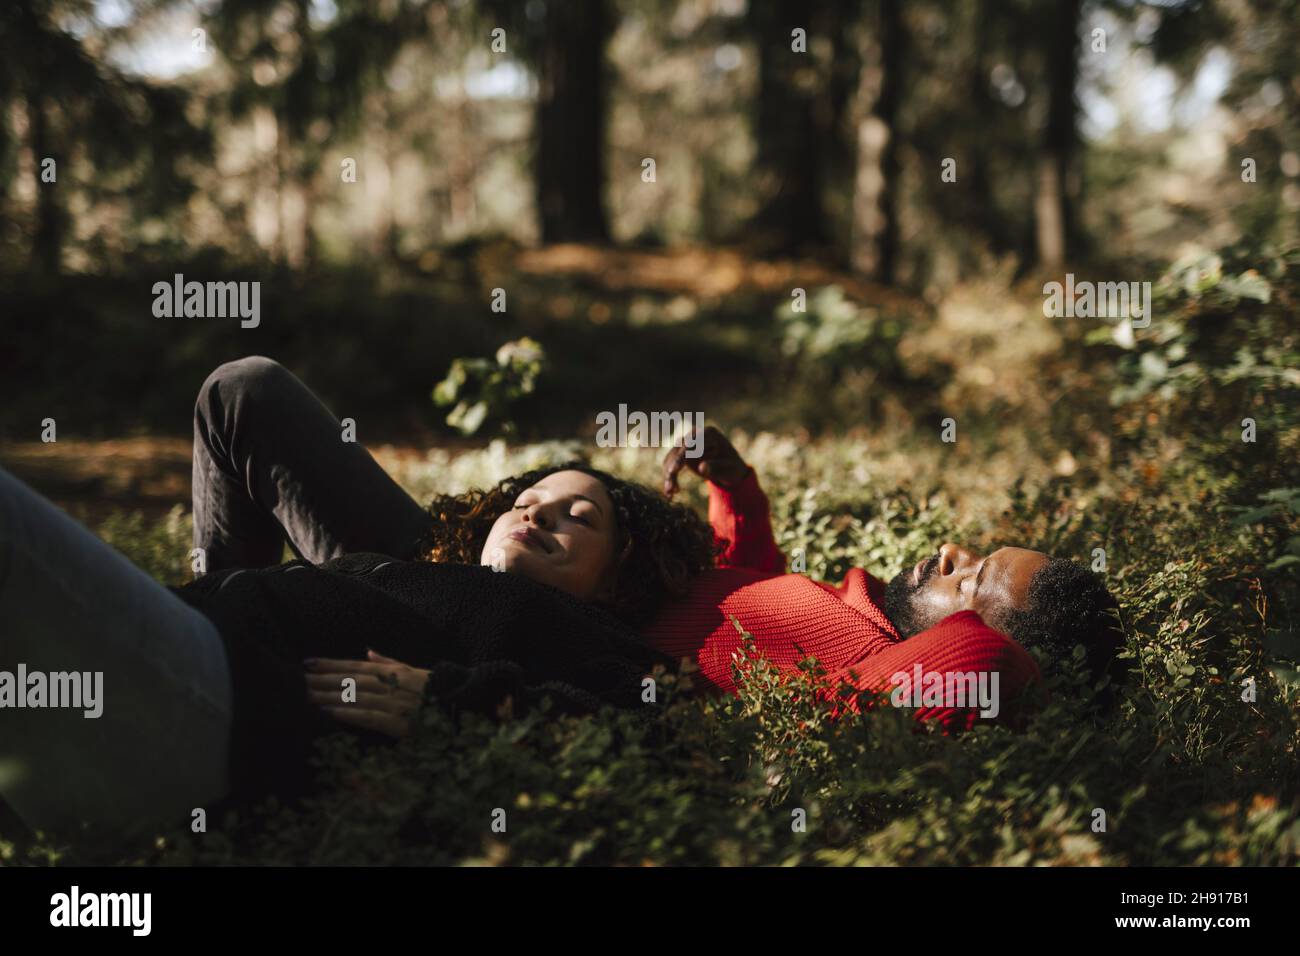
xmin=0 ymin=455 xmax=711 ymax=840
xmin=0 ymin=357 xmax=1121 ymax=841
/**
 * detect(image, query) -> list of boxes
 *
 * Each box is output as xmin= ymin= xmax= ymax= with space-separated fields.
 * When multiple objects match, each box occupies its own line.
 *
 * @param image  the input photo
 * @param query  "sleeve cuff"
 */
xmin=707 ymin=465 xmax=762 ymax=510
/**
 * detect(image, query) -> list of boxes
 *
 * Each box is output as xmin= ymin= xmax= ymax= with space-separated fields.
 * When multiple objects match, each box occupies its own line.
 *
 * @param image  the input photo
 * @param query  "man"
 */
xmin=651 ymin=427 xmax=1125 ymax=725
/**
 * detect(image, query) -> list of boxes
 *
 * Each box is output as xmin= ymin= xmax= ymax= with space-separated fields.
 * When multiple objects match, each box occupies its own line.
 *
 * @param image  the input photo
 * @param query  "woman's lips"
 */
xmin=509 ymin=527 xmax=550 ymax=553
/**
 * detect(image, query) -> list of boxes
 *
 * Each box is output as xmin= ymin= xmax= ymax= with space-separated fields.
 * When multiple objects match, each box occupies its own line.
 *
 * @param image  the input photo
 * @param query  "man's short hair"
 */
xmin=996 ymin=558 xmax=1126 ymax=691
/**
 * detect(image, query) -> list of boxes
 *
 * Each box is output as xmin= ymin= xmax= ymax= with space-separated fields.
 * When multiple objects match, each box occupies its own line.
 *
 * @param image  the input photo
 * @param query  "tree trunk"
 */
xmin=274 ymin=106 xmax=288 ymax=266
xmin=535 ymin=0 xmax=609 ymax=244
xmin=28 ymin=89 xmax=64 ymax=276
xmin=826 ymin=0 xmax=864 ymax=267
xmin=0 ymin=100 xmax=8 ymax=255
xmin=751 ymin=1 xmax=829 ymax=252
xmin=1035 ymin=0 xmax=1081 ymax=270
xmin=852 ymin=0 xmax=903 ymax=281
xmin=964 ymin=3 xmax=1014 ymax=255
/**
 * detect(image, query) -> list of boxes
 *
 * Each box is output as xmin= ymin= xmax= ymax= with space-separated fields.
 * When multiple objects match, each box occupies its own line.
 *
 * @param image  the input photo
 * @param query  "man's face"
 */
xmin=883 ymin=543 xmax=1050 ymax=637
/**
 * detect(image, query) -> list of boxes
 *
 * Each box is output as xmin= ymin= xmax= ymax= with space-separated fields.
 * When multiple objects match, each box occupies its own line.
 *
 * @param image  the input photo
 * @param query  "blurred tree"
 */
xmin=533 ymin=0 xmax=611 ymax=242
xmin=919 ymin=0 xmax=1021 ymax=263
xmin=0 ymin=0 xmax=209 ymax=275
xmin=1148 ymin=0 xmax=1294 ymax=248
xmin=851 ymin=0 xmax=903 ymax=280
xmin=205 ymin=0 xmax=427 ymax=265
xmin=1023 ymin=0 xmax=1235 ymax=271
xmin=479 ymin=0 xmax=612 ymax=243
xmin=214 ymin=0 xmax=615 ymax=247
xmin=1034 ymin=0 xmax=1082 ymax=270
xmin=3 ymin=0 xmax=1291 ymax=286
xmin=897 ymin=0 xmax=1089 ymax=280
xmin=26 ymin=83 xmax=68 ymax=275
xmin=747 ymin=0 xmax=834 ymax=254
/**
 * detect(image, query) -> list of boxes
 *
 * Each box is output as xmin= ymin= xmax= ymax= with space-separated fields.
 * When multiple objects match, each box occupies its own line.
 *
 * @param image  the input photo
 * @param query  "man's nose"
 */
xmin=937 ymin=543 xmax=978 ymax=576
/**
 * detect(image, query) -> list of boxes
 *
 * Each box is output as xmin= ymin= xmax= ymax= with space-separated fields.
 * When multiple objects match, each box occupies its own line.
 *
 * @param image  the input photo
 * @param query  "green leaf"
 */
xmin=447 ymin=400 xmax=488 ymax=435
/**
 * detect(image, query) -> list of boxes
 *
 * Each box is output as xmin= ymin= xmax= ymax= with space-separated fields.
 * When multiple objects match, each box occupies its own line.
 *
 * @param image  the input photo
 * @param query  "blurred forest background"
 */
xmin=0 ymin=0 xmax=1296 ymax=505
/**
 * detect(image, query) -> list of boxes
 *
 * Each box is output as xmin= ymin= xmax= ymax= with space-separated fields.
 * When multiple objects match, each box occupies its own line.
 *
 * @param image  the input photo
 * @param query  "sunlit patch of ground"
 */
xmin=509 ymin=243 xmax=919 ymax=309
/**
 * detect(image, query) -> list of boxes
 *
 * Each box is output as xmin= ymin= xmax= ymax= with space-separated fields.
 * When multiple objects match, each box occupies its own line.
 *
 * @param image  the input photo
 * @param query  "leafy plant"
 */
xmin=1229 ymin=487 xmax=1300 ymax=572
xmin=773 ymin=286 xmax=911 ymax=427
xmin=1093 ymin=244 xmax=1300 ymax=412
xmin=432 ymin=337 xmax=546 ymax=436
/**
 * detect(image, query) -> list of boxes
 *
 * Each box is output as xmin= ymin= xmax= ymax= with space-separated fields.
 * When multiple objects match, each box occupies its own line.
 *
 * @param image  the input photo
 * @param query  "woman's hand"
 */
xmin=661 ymin=425 xmax=752 ymax=498
xmin=304 ymin=650 xmax=430 ymax=738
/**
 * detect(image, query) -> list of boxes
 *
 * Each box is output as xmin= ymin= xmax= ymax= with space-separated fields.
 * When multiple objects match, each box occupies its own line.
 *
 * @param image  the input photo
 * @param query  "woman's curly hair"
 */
xmin=419 ymin=461 xmax=718 ymax=626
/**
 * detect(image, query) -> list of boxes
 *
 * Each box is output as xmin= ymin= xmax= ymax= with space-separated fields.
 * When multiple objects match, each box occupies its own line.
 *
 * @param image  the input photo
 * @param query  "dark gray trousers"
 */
xmin=192 ymin=356 xmax=435 ymax=572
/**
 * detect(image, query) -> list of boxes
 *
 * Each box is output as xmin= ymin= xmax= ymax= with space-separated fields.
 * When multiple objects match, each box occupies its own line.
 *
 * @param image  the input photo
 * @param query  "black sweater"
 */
xmin=170 ymin=554 xmax=674 ymax=807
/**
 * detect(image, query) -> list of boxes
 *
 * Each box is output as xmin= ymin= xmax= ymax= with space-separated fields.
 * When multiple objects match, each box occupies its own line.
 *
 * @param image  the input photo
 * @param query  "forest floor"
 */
xmin=2 ymin=245 xmax=1298 ymax=864
xmin=3 ymin=425 xmax=1297 ymax=866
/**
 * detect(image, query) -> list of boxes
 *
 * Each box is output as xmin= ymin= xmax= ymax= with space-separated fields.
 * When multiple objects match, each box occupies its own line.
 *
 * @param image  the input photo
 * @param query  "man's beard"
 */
xmin=883 ymin=553 xmax=939 ymax=638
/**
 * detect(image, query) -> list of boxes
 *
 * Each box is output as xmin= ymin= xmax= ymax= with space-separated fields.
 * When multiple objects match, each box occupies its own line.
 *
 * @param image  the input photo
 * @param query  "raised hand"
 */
xmin=661 ymin=424 xmax=752 ymax=498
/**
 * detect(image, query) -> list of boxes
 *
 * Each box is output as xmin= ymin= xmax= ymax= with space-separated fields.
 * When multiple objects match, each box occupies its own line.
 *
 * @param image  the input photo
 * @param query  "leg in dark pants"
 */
xmin=192 ymin=356 xmax=435 ymax=571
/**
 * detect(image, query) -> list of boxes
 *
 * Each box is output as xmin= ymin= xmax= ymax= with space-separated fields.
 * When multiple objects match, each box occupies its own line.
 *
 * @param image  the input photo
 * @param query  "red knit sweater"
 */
xmin=641 ymin=471 xmax=1044 ymax=730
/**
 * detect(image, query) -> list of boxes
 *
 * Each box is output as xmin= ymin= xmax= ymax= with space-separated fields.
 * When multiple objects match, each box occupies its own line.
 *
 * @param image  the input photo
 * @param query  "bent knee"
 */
xmin=196 ymin=356 xmax=294 ymax=414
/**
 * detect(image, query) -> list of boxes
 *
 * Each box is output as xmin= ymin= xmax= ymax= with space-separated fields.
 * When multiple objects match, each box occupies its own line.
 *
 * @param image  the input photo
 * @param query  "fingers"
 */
xmin=701 ymin=425 xmax=739 ymax=466
xmin=661 ymin=443 xmax=687 ymax=497
xmin=308 ymin=669 xmax=420 ymax=740
xmin=665 ymin=425 xmax=748 ymax=493
xmin=698 ymin=425 xmax=749 ymax=488
xmin=304 ymin=656 xmax=425 ymax=739
xmin=305 ymin=671 xmax=416 ymax=699
xmin=662 ymin=424 xmax=719 ymax=496
xmin=304 ymin=659 xmax=425 ymax=696
xmin=307 ymin=686 xmax=418 ymax=714
xmin=306 ymin=657 xmax=393 ymax=676
xmin=306 ymin=658 xmax=416 ymax=690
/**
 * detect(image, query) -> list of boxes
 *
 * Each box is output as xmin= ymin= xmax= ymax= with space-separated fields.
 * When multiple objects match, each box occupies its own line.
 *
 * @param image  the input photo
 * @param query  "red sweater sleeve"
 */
xmin=811 ymin=610 xmax=1046 ymax=732
xmin=707 ymin=469 xmax=786 ymax=574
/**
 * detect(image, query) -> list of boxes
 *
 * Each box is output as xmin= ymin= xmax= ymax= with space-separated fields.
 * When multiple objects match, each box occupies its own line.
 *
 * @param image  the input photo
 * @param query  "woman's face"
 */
xmin=480 ymin=469 xmax=627 ymax=602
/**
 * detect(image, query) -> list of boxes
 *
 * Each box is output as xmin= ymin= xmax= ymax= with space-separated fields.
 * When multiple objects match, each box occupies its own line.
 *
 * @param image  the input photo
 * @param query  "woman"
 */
xmin=0 ymin=359 xmax=716 ymax=838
